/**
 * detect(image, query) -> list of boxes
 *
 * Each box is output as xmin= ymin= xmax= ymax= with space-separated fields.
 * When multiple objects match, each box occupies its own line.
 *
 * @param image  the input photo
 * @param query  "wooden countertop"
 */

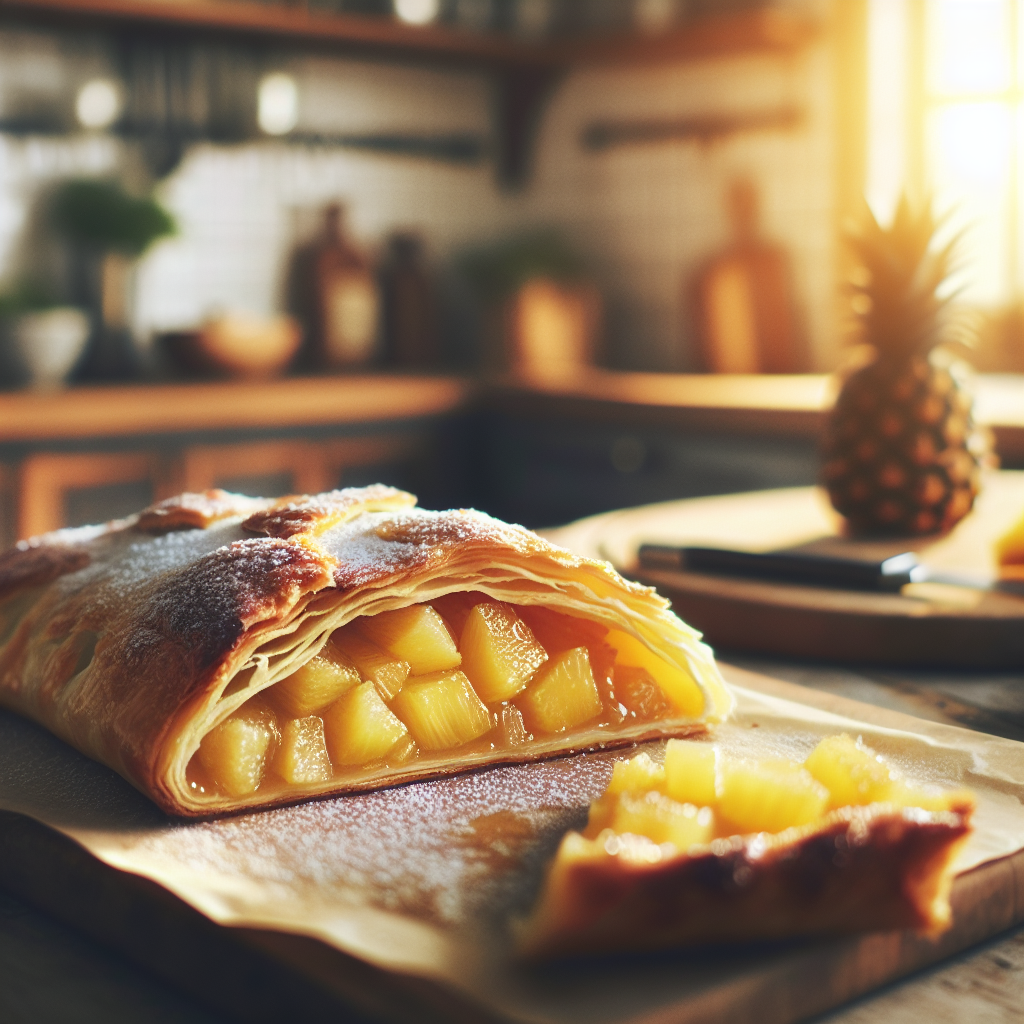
xmin=492 ymin=370 xmax=1024 ymax=459
xmin=0 ymin=375 xmax=475 ymax=442
xmin=2 ymin=372 xmax=1022 ymax=458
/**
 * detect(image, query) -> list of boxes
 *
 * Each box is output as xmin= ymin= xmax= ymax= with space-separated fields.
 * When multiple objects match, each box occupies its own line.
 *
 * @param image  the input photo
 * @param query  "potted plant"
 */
xmin=0 ymin=282 xmax=90 ymax=390
xmin=50 ymin=178 xmax=175 ymax=381
xmin=460 ymin=230 xmax=601 ymax=381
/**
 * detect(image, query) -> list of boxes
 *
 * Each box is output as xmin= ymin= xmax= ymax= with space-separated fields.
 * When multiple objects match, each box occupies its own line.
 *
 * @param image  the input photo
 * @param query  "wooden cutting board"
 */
xmin=545 ymin=471 xmax=1024 ymax=669
xmin=0 ymin=666 xmax=1022 ymax=1024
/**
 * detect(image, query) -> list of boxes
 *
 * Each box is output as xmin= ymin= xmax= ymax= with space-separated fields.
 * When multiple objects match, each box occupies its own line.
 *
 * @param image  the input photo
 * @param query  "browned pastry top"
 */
xmin=0 ymin=485 xmax=729 ymax=816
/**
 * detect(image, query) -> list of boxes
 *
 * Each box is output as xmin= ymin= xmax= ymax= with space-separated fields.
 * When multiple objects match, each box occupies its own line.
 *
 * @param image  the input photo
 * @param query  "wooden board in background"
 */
xmin=546 ymin=471 xmax=1024 ymax=669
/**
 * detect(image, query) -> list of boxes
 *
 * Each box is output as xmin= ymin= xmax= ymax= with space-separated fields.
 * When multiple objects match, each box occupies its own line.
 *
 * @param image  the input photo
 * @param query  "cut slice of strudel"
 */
xmin=0 ymin=486 xmax=731 ymax=816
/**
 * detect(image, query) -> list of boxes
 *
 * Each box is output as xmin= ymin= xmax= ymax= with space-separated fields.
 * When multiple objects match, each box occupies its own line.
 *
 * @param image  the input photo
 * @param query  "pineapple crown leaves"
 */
xmin=848 ymin=195 xmax=965 ymax=359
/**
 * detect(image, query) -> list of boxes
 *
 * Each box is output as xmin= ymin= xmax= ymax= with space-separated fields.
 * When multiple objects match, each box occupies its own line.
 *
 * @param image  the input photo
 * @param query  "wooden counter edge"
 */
xmin=0 ymin=375 xmax=480 ymax=443
xmin=2 ymin=372 xmax=1022 ymax=453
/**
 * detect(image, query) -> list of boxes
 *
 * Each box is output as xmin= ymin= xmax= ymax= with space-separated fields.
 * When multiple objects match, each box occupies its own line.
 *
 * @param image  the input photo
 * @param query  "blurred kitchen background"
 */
xmin=0 ymin=0 xmax=1021 ymax=542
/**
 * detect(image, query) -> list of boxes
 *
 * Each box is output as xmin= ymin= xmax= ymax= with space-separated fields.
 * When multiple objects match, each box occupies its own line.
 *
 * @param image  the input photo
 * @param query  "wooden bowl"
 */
xmin=160 ymin=314 xmax=302 ymax=379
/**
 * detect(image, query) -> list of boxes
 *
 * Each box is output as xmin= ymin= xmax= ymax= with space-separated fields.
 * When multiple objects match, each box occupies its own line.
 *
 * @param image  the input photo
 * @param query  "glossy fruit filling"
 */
xmin=572 ymin=733 xmax=974 ymax=862
xmin=189 ymin=595 xmax=694 ymax=799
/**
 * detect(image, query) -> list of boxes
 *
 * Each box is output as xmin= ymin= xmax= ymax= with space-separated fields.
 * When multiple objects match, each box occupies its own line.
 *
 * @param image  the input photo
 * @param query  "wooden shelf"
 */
xmin=490 ymin=370 xmax=1024 ymax=463
xmin=491 ymin=370 xmax=831 ymax=436
xmin=0 ymin=1 xmax=818 ymax=184
xmin=4 ymin=371 xmax=1022 ymax=459
xmin=0 ymin=374 xmax=475 ymax=444
xmin=0 ymin=0 xmax=817 ymax=70
xmin=560 ymin=8 xmax=819 ymax=67
xmin=0 ymin=0 xmax=540 ymax=65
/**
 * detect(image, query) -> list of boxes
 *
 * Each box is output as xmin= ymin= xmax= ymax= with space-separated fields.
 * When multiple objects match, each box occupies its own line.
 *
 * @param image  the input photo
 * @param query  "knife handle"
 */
xmin=637 ymin=545 xmax=918 ymax=593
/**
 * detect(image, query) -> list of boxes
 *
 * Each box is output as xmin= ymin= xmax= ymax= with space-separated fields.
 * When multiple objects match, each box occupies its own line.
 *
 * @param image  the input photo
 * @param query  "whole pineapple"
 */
xmin=821 ymin=198 xmax=986 ymax=536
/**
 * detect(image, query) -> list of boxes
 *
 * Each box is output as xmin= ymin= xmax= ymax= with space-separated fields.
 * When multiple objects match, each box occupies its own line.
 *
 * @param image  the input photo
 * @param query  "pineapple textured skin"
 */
xmin=822 ymin=197 xmax=987 ymax=536
xmin=823 ymin=355 xmax=984 ymax=535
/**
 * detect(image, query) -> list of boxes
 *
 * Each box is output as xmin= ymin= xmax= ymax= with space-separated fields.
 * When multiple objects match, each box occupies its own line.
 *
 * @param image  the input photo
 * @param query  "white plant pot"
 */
xmin=13 ymin=308 xmax=90 ymax=389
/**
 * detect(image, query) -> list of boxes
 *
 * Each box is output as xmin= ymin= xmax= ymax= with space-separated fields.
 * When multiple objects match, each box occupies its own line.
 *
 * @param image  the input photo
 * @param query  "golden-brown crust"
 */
xmin=520 ymin=802 xmax=974 ymax=958
xmin=0 ymin=485 xmax=730 ymax=817
xmin=0 ymin=541 xmax=91 ymax=597
xmin=242 ymin=485 xmax=415 ymax=539
xmin=135 ymin=490 xmax=270 ymax=534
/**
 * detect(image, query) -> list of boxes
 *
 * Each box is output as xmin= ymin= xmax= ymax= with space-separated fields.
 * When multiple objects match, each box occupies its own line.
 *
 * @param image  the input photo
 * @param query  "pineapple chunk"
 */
xmin=608 ymin=791 xmax=715 ymax=849
xmin=718 ymin=757 xmax=829 ymax=834
xmin=357 ymin=605 xmax=460 ymax=675
xmin=606 ymin=629 xmax=703 ymax=718
xmin=805 ymin=735 xmax=976 ymax=814
xmin=804 ymin=734 xmax=896 ymax=809
xmin=663 ymin=740 xmax=718 ymax=807
xmin=606 ymin=751 xmax=666 ymax=795
xmin=497 ymin=704 xmax=529 ymax=746
xmin=269 ymin=652 xmax=360 ymax=718
xmin=996 ymin=510 xmax=1024 ymax=566
xmin=322 ymin=681 xmax=409 ymax=766
xmin=198 ymin=701 xmax=279 ymax=798
xmin=385 ymin=734 xmax=419 ymax=765
xmin=329 ymin=629 xmax=410 ymax=701
xmin=460 ymin=601 xmax=548 ymax=702
xmin=391 ymin=669 xmax=491 ymax=750
xmin=616 ymin=665 xmax=674 ymax=721
xmin=272 ymin=716 xmax=333 ymax=785
xmin=517 ymin=647 xmax=602 ymax=734
xmin=585 ymin=794 xmax=617 ymax=835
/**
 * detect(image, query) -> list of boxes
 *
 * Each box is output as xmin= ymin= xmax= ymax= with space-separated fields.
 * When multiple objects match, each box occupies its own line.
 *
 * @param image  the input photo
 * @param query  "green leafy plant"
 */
xmin=459 ymin=229 xmax=587 ymax=302
xmin=0 ymin=280 xmax=59 ymax=317
xmin=50 ymin=179 xmax=176 ymax=257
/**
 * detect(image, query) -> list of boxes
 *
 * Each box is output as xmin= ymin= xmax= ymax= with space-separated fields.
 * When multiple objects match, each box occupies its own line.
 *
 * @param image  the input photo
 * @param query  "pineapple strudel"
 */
xmin=0 ymin=486 xmax=732 ymax=817
xmin=520 ymin=734 xmax=974 ymax=957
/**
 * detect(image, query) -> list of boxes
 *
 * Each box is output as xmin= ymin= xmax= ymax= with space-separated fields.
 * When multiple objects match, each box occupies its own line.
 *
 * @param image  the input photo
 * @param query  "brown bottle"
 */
xmin=306 ymin=204 xmax=380 ymax=369
xmin=380 ymin=232 xmax=438 ymax=368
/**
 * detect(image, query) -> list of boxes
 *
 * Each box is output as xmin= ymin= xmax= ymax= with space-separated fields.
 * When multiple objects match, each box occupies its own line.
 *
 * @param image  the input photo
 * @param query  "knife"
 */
xmin=636 ymin=544 xmax=1024 ymax=596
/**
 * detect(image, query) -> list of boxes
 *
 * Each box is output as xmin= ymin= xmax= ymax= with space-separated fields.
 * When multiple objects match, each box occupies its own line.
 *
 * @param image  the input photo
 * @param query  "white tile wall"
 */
xmin=0 ymin=1 xmax=839 ymax=372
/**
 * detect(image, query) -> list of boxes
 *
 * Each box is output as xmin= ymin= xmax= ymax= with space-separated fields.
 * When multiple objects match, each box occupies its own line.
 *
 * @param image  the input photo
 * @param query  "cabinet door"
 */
xmin=178 ymin=441 xmax=330 ymax=498
xmin=178 ymin=435 xmax=424 ymax=499
xmin=17 ymin=451 xmax=166 ymax=540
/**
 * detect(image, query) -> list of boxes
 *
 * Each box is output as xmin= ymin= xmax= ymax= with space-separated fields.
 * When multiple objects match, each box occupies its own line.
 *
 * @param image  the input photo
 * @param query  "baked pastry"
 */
xmin=0 ymin=486 xmax=731 ymax=817
xmin=520 ymin=734 xmax=974 ymax=957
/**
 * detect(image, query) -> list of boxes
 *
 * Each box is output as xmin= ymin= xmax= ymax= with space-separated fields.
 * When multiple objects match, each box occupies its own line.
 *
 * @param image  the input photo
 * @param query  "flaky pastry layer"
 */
xmin=519 ymin=800 xmax=974 ymax=958
xmin=0 ymin=487 xmax=731 ymax=816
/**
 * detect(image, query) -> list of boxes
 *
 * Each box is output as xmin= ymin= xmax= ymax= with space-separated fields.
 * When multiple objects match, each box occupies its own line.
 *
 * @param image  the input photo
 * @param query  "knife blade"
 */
xmin=636 ymin=544 xmax=1024 ymax=596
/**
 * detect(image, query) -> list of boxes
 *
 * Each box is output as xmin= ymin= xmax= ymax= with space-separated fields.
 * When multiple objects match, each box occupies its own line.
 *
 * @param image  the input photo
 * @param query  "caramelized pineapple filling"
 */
xmin=571 ymin=733 xmax=974 ymax=861
xmin=191 ymin=597 xmax=696 ymax=799
xmin=522 ymin=735 xmax=976 ymax=956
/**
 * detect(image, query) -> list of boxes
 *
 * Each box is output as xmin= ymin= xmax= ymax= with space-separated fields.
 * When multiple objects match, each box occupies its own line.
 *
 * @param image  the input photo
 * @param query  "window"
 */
xmin=867 ymin=0 xmax=1024 ymax=309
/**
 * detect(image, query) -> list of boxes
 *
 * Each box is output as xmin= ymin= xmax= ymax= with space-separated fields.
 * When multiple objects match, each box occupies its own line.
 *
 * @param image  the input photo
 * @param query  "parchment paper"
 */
xmin=0 ymin=665 xmax=1022 ymax=1024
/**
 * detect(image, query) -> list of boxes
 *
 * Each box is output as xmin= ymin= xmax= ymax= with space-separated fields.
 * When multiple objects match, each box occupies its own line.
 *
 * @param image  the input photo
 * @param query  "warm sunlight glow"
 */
xmin=927 ymin=0 xmax=1010 ymax=95
xmin=866 ymin=0 xmax=907 ymax=224
xmin=870 ymin=0 xmax=1024 ymax=306
xmin=929 ymin=103 xmax=1013 ymax=303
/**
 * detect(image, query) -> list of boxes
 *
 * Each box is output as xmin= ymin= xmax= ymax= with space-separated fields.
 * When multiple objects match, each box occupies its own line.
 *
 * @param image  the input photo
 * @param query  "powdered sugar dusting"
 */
xmin=134 ymin=751 xmax=623 ymax=929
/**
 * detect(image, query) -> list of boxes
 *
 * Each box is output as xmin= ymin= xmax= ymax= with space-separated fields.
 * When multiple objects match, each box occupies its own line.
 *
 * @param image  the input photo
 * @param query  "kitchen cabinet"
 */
xmin=475 ymin=371 xmax=1024 ymax=528
xmin=5 ymin=371 xmax=1022 ymax=543
xmin=0 ymin=374 xmax=473 ymax=544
